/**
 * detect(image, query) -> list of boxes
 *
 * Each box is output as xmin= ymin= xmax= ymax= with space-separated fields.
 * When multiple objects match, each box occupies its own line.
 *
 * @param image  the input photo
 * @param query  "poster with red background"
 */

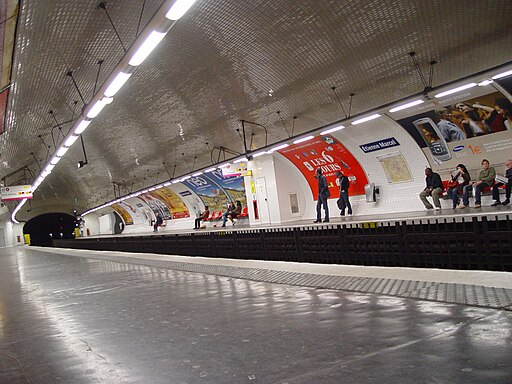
xmin=278 ymin=135 xmax=368 ymax=200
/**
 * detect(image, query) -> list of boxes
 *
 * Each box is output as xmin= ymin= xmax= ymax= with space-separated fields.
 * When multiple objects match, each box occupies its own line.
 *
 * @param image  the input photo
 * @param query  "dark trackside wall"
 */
xmin=24 ymin=213 xmax=76 ymax=246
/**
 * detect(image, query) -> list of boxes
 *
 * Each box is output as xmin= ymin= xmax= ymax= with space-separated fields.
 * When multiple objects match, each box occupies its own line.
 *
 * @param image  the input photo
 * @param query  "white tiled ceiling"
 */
xmin=2 ymin=0 xmax=512 ymax=219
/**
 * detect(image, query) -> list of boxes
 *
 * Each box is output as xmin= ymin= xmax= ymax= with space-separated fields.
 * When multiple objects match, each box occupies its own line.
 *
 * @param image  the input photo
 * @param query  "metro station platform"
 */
xmin=59 ymin=205 xmax=512 ymax=272
xmin=1 ymin=246 xmax=511 ymax=383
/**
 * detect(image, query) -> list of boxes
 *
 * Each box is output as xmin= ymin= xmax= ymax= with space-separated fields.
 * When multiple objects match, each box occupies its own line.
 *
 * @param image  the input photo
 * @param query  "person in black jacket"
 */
xmin=419 ymin=167 xmax=443 ymax=210
xmin=336 ymin=171 xmax=352 ymax=216
xmin=314 ymin=168 xmax=330 ymax=223
xmin=491 ymin=159 xmax=512 ymax=206
xmin=153 ymin=214 xmax=163 ymax=232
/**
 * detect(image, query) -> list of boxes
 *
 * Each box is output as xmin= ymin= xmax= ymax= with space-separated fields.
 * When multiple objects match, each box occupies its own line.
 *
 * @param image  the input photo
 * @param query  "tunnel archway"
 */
xmin=23 ymin=213 xmax=76 ymax=246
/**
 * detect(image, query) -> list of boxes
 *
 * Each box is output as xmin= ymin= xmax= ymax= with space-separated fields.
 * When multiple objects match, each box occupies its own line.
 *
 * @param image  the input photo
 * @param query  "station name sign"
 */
xmin=1 ymin=185 xmax=33 ymax=201
xmin=359 ymin=137 xmax=400 ymax=153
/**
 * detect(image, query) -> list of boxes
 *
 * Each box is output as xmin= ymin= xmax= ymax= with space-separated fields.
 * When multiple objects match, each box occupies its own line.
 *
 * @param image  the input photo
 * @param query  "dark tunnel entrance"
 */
xmin=24 ymin=213 xmax=76 ymax=246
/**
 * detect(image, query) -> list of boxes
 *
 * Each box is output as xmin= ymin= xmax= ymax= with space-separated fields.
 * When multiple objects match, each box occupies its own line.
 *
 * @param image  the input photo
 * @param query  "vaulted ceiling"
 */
xmin=2 ymin=0 xmax=512 ymax=220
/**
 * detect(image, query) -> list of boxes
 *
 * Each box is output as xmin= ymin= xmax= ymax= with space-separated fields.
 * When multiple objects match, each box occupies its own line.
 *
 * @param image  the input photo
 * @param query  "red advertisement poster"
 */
xmin=278 ymin=135 xmax=368 ymax=199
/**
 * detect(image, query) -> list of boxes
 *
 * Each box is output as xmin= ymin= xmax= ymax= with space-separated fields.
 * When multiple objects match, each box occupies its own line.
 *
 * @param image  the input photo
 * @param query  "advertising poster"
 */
xmin=206 ymin=170 xmax=247 ymax=208
xmin=183 ymin=176 xmax=230 ymax=212
xmin=277 ymin=135 xmax=368 ymax=199
xmin=118 ymin=200 xmax=148 ymax=225
xmin=149 ymin=187 xmax=190 ymax=219
xmin=137 ymin=193 xmax=172 ymax=220
xmin=377 ymin=152 xmax=413 ymax=184
xmin=397 ymin=86 xmax=512 ymax=177
xmin=111 ymin=203 xmax=134 ymax=225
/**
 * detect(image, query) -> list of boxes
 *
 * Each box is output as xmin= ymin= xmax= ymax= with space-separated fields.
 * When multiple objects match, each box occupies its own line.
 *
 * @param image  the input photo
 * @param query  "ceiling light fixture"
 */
xmin=50 ymin=156 xmax=61 ymax=165
xmin=129 ymin=31 xmax=167 ymax=66
xmin=491 ymin=70 xmax=512 ymax=80
xmin=56 ymin=146 xmax=69 ymax=157
xmin=204 ymin=168 xmax=216 ymax=173
xmin=477 ymin=80 xmax=493 ymax=86
xmin=351 ymin=114 xmax=381 ymax=125
xmin=86 ymin=99 xmax=108 ymax=118
xmin=292 ymin=136 xmax=315 ymax=144
xmin=434 ymin=83 xmax=477 ymax=98
xmin=104 ymin=72 xmax=132 ymax=97
xmin=64 ymin=135 xmax=79 ymax=147
xmin=388 ymin=99 xmax=424 ymax=113
xmin=165 ymin=0 xmax=198 ymax=20
xmin=251 ymin=151 xmax=267 ymax=158
xmin=233 ymin=157 xmax=248 ymax=163
xmin=192 ymin=172 xmax=203 ymax=176
xmin=267 ymin=143 xmax=289 ymax=153
xmin=74 ymin=119 xmax=92 ymax=135
xmin=320 ymin=125 xmax=344 ymax=135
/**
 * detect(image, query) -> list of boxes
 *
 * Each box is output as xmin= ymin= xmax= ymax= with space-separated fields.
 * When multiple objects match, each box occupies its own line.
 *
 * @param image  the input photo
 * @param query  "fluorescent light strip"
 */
xmin=181 ymin=175 xmax=191 ymax=181
xmin=492 ymin=70 xmax=512 ymax=80
xmin=434 ymin=83 xmax=477 ymax=98
xmin=233 ymin=157 xmax=248 ymax=163
xmin=389 ymin=99 xmax=424 ymax=113
xmin=86 ymin=99 xmax=107 ymax=118
xmin=163 ymin=182 xmax=172 ymax=186
xmin=64 ymin=135 xmax=79 ymax=147
xmin=293 ymin=135 xmax=315 ymax=144
xmin=267 ymin=143 xmax=289 ymax=153
xmin=11 ymin=198 xmax=27 ymax=224
xmin=251 ymin=151 xmax=267 ymax=158
xmin=192 ymin=172 xmax=203 ymax=176
xmin=166 ymin=0 xmax=197 ymax=20
xmin=50 ymin=156 xmax=61 ymax=165
xmin=45 ymin=164 xmax=56 ymax=172
xmin=204 ymin=168 xmax=216 ymax=173
xmin=320 ymin=125 xmax=344 ymax=135
xmin=129 ymin=31 xmax=167 ymax=66
xmin=478 ymin=80 xmax=493 ymax=86
xmin=351 ymin=114 xmax=381 ymax=125
xmin=171 ymin=179 xmax=181 ymax=184
xmin=75 ymin=120 xmax=92 ymax=135
xmin=105 ymin=72 xmax=132 ymax=97
xmin=56 ymin=146 xmax=69 ymax=157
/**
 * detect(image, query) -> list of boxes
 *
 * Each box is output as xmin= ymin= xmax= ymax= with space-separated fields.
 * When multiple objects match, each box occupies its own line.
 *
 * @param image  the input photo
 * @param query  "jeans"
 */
xmin=316 ymin=194 xmax=329 ymax=221
xmin=462 ymin=182 xmax=489 ymax=205
xmin=492 ymin=181 xmax=512 ymax=201
xmin=419 ymin=187 xmax=443 ymax=208
xmin=338 ymin=191 xmax=352 ymax=215
xmin=221 ymin=212 xmax=229 ymax=227
xmin=448 ymin=185 xmax=464 ymax=207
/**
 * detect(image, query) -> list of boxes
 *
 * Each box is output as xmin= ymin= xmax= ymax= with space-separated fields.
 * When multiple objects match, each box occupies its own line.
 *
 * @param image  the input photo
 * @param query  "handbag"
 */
xmin=447 ymin=180 xmax=458 ymax=189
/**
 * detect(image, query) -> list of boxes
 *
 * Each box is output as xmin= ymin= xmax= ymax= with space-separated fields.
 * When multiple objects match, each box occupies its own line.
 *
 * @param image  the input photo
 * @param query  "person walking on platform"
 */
xmin=491 ymin=159 xmax=512 ymax=206
xmin=194 ymin=206 xmax=210 ymax=229
xmin=336 ymin=170 xmax=352 ymax=216
xmin=419 ymin=167 xmax=443 ymax=210
xmin=314 ymin=168 xmax=330 ymax=223
xmin=459 ymin=159 xmax=496 ymax=209
xmin=153 ymin=213 xmax=163 ymax=232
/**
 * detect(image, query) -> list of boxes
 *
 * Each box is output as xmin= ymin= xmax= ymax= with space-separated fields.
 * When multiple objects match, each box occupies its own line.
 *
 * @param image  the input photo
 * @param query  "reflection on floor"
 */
xmin=90 ymin=205 xmax=512 ymax=238
xmin=1 ymin=246 xmax=511 ymax=383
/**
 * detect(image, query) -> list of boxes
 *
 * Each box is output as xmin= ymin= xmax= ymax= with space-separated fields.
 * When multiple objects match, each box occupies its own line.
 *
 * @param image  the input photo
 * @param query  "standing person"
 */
xmin=491 ymin=159 xmax=512 ymax=206
xmin=419 ymin=167 xmax=443 ymax=210
xmin=153 ymin=213 xmax=163 ymax=232
xmin=460 ymin=159 xmax=496 ymax=209
xmin=336 ymin=171 xmax=352 ymax=216
xmin=447 ymin=164 xmax=471 ymax=209
xmin=221 ymin=201 xmax=235 ymax=228
xmin=194 ymin=206 xmax=210 ymax=229
xmin=314 ymin=168 xmax=330 ymax=223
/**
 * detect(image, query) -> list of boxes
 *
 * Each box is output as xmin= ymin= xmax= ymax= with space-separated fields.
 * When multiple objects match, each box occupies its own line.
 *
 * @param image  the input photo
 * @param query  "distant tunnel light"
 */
xmin=64 ymin=135 xmax=79 ymax=147
xmin=129 ymin=31 xmax=167 ymax=66
xmin=492 ymin=70 xmax=512 ymax=80
xmin=434 ymin=83 xmax=477 ymax=98
xmin=86 ymin=99 xmax=107 ymax=118
xmin=351 ymin=114 xmax=381 ymax=125
xmin=388 ymin=99 xmax=424 ymax=113
xmin=75 ymin=119 xmax=92 ymax=135
xmin=56 ymin=146 xmax=69 ymax=157
xmin=165 ymin=0 xmax=197 ymax=20
xmin=320 ymin=125 xmax=344 ymax=135
xmin=292 ymin=136 xmax=315 ymax=144
xmin=104 ymin=72 xmax=132 ymax=97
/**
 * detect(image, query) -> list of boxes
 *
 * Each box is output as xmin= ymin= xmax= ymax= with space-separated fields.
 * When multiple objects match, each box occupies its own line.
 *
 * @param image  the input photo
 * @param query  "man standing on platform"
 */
xmin=336 ymin=170 xmax=352 ymax=216
xmin=419 ymin=167 xmax=443 ymax=210
xmin=491 ymin=159 xmax=512 ymax=206
xmin=314 ymin=168 xmax=330 ymax=223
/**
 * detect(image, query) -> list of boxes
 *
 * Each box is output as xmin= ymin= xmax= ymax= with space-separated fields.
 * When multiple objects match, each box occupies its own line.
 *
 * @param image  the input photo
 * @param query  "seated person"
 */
xmin=227 ymin=200 xmax=243 ymax=226
xmin=447 ymin=164 xmax=470 ymax=209
xmin=194 ymin=206 xmax=210 ymax=229
xmin=221 ymin=202 xmax=235 ymax=228
xmin=459 ymin=159 xmax=496 ymax=209
xmin=153 ymin=214 xmax=163 ymax=232
xmin=419 ymin=167 xmax=443 ymax=210
xmin=491 ymin=159 xmax=512 ymax=206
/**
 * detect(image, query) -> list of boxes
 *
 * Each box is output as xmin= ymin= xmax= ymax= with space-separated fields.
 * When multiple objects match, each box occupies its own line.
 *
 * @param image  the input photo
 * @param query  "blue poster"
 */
xmin=183 ymin=176 xmax=229 ymax=212
xmin=205 ymin=170 xmax=247 ymax=207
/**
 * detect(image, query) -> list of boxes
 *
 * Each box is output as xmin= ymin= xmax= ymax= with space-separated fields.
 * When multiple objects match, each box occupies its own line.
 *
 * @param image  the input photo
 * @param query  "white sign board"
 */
xmin=1 ymin=185 xmax=33 ymax=201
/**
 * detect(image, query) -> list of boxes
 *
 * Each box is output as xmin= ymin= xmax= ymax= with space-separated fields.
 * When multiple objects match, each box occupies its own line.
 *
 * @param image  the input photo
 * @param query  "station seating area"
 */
xmin=201 ymin=206 xmax=249 ymax=227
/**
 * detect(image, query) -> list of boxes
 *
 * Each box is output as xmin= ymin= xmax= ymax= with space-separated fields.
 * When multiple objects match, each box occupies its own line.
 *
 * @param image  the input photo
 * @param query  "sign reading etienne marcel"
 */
xmin=359 ymin=137 xmax=400 ymax=153
xmin=1 ymin=185 xmax=33 ymax=201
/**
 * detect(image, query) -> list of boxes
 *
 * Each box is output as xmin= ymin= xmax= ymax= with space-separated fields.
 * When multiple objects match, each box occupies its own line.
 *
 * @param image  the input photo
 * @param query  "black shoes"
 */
xmin=313 ymin=220 xmax=321 ymax=223
xmin=491 ymin=201 xmax=501 ymax=206
xmin=323 ymin=219 xmax=330 ymax=223
xmin=503 ymin=199 xmax=510 ymax=206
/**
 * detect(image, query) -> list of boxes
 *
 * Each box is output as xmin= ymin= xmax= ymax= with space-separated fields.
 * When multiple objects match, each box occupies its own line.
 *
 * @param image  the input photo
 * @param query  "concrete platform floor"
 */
xmin=1 ymin=247 xmax=512 ymax=383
